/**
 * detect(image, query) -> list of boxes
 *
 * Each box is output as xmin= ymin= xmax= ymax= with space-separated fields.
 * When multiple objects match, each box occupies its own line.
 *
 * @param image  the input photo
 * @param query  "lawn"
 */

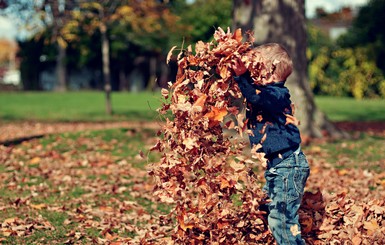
xmin=1 ymin=92 xmax=385 ymax=122
xmin=315 ymin=96 xmax=385 ymax=121
xmin=0 ymin=91 xmax=164 ymax=122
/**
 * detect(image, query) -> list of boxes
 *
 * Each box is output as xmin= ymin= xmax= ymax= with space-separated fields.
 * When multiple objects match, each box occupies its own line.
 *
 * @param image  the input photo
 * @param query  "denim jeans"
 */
xmin=263 ymin=148 xmax=310 ymax=245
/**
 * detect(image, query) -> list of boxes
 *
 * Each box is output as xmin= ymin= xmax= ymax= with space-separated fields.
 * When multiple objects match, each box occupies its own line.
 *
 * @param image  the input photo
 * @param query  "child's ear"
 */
xmin=263 ymin=74 xmax=276 ymax=85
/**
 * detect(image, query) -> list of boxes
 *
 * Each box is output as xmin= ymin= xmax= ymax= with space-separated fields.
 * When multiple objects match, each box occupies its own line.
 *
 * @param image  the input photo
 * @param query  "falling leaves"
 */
xmin=149 ymin=27 xmax=274 ymax=244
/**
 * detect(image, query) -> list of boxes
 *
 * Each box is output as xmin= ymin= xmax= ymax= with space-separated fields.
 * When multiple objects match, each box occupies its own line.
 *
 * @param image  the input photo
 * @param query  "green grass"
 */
xmin=315 ymin=96 xmax=385 ymax=121
xmin=1 ymin=92 xmax=384 ymax=122
xmin=0 ymin=91 xmax=164 ymax=122
xmin=303 ymin=133 xmax=385 ymax=172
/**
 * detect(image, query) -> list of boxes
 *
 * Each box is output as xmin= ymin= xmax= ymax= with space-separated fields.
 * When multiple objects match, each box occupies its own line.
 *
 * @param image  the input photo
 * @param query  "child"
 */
xmin=234 ymin=43 xmax=310 ymax=244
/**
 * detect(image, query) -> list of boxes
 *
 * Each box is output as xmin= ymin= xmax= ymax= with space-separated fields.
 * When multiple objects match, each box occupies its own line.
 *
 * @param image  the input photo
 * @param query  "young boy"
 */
xmin=234 ymin=43 xmax=310 ymax=244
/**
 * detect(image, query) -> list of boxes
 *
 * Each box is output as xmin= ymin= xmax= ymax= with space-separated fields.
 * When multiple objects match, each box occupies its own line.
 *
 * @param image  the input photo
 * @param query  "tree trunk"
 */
xmin=119 ymin=66 xmax=129 ymax=91
xmin=100 ymin=23 xmax=112 ymax=115
xmin=146 ymin=56 xmax=157 ymax=91
xmin=56 ymin=41 xmax=67 ymax=91
xmin=232 ymin=0 xmax=345 ymax=138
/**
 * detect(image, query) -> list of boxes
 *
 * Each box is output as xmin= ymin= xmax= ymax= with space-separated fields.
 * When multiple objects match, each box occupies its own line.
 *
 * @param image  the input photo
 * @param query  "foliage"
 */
xmin=307 ymin=24 xmax=385 ymax=99
xmin=63 ymin=0 xmax=181 ymax=57
xmin=171 ymin=0 xmax=232 ymax=43
xmin=338 ymin=0 xmax=385 ymax=73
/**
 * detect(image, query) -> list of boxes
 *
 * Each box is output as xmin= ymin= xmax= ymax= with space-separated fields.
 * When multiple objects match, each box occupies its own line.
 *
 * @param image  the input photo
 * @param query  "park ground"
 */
xmin=0 ymin=93 xmax=385 ymax=243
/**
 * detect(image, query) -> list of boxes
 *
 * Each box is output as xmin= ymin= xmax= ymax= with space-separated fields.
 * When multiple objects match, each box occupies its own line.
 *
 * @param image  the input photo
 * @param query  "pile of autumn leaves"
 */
xmin=149 ymin=28 xmax=385 ymax=244
xmin=149 ymin=28 xmax=274 ymax=244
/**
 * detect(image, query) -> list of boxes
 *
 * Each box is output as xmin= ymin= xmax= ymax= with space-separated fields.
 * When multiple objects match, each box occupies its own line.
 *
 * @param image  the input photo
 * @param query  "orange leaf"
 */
xmin=233 ymin=28 xmax=243 ymax=43
xmin=177 ymin=213 xmax=194 ymax=231
xmin=204 ymin=107 xmax=228 ymax=122
xmin=218 ymin=175 xmax=231 ymax=189
xmin=29 ymin=157 xmax=41 ymax=164
xmin=284 ymin=114 xmax=300 ymax=126
xmin=193 ymin=94 xmax=207 ymax=109
xmin=217 ymin=221 xmax=230 ymax=229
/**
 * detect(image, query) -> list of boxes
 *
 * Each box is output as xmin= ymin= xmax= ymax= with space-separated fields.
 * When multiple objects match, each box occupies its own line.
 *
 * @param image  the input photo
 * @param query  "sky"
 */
xmin=0 ymin=0 xmax=369 ymax=41
xmin=305 ymin=0 xmax=369 ymax=17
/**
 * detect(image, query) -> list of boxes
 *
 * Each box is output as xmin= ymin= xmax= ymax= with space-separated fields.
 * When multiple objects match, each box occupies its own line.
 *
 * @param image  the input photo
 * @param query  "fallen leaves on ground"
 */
xmin=0 ymin=124 xmax=384 ymax=243
xmin=0 ymin=128 xmax=171 ymax=244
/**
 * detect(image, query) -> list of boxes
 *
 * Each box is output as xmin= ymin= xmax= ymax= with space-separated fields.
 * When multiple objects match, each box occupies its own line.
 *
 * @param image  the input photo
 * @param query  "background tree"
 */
xmin=308 ymin=24 xmax=385 ymax=99
xmin=338 ymin=0 xmax=385 ymax=73
xmin=232 ymin=0 xmax=342 ymax=137
xmin=171 ymin=0 xmax=232 ymax=43
xmin=63 ymin=0 xmax=181 ymax=114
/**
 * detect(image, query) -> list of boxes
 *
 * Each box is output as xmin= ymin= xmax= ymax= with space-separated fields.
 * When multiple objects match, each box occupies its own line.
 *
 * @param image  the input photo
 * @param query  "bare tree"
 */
xmin=232 ymin=0 xmax=344 ymax=138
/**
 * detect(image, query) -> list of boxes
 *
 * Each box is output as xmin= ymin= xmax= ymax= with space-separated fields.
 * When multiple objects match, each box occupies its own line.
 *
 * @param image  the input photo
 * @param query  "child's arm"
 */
xmin=234 ymin=72 xmax=261 ymax=105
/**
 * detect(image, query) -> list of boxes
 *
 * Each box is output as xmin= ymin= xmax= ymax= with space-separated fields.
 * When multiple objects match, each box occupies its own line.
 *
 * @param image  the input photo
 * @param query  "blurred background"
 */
xmin=1 ymin=0 xmax=383 ymax=95
xmin=0 ymin=0 xmax=384 ymax=130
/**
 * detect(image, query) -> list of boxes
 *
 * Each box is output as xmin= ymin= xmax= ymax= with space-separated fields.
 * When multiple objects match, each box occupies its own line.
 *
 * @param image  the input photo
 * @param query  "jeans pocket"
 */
xmin=293 ymin=167 xmax=310 ymax=198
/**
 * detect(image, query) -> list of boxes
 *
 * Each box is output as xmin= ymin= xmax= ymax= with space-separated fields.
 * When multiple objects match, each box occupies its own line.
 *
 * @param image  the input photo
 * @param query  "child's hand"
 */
xmin=233 ymin=58 xmax=248 ymax=76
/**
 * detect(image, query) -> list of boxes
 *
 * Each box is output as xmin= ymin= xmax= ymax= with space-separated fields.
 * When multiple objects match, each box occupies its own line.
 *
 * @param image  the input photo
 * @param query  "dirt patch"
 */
xmin=334 ymin=121 xmax=385 ymax=136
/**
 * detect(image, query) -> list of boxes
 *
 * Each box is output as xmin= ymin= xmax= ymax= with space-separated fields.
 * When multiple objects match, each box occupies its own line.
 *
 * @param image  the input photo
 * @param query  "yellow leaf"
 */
xmin=30 ymin=203 xmax=47 ymax=210
xmin=363 ymin=219 xmax=380 ymax=236
xmin=29 ymin=157 xmax=41 ymax=164
xmin=337 ymin=169 xmax=348 ymax=176
xmin=2 ymin=229 xmax=14 ymax=237
xmin=3 ymin=217 xmax=17 ymax=224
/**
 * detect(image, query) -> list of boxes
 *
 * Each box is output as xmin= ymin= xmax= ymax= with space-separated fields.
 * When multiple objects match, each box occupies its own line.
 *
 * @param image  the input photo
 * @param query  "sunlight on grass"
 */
xmin=0 ymin=91 xmax=163 ymax=122
xmin=315 ymin=96 xmax=385 ymax=121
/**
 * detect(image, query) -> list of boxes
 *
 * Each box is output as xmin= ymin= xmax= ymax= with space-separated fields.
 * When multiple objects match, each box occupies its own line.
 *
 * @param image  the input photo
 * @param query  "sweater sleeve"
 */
xmin=234 ymin=73 xmax=261 ymax=106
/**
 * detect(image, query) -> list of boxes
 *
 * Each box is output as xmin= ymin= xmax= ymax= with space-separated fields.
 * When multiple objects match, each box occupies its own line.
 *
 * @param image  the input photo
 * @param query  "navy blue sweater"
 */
xmin=234 ymin=73 xmax=301 ymax=169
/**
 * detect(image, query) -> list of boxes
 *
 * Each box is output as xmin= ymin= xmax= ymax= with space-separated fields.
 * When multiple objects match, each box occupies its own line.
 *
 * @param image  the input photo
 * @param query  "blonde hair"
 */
xmin=253 ymin=43 xmax=293 ymax=82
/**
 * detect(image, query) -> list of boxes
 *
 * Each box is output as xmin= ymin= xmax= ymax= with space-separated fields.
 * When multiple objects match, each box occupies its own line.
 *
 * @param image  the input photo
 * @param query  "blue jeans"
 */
xmin=263 ymin=148 xmax=310 ymax=245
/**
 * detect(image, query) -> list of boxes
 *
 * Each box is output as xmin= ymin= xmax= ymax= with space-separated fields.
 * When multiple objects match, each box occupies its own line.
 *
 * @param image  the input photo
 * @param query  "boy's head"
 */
xmin=253 ymin=43 xmax=293 ymax=84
